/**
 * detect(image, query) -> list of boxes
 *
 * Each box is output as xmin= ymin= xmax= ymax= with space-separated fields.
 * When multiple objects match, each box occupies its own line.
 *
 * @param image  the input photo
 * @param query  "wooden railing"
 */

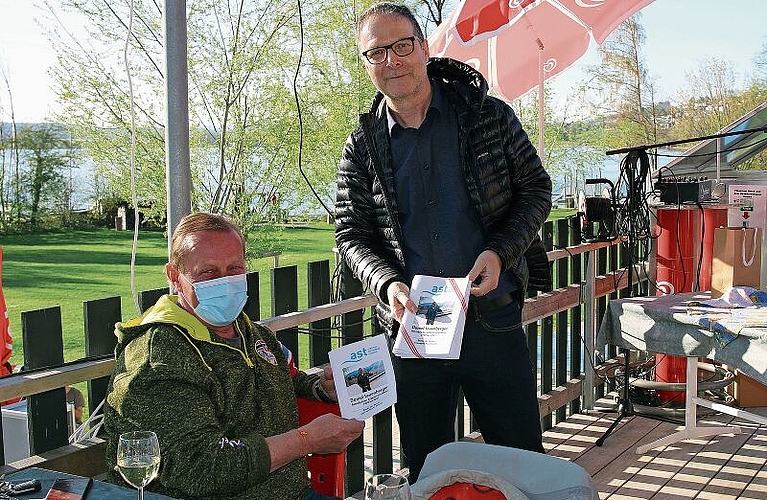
xmin=0 ymin=222 xmax=638 ymax=494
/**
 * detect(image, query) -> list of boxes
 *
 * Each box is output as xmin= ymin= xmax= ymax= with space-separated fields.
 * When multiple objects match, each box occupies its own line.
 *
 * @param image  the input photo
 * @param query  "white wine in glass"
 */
xmin=117 ymin=430 xmax=161 ymax=500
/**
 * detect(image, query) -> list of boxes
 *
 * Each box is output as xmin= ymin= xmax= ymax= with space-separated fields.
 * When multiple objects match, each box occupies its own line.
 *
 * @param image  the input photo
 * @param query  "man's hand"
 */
xmin=386 ymin=281 xmax=416 ymax=323
xmin=319 ymin=366 xmax=338 ymax=402
xmin=304 ymin=414 xmax=365 ymax=455
xmin=467 ymin=250 xmax=502 ymax=296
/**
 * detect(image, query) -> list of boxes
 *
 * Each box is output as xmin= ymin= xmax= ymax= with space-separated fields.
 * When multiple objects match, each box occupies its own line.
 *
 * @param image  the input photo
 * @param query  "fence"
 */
xmin=0 ymin=219 xmax=637 ymax=494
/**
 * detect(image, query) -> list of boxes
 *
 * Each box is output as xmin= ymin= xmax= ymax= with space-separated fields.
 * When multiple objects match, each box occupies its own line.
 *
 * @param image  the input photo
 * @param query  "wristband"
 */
xmin=296 ymin=427 xmax=309 ymax=457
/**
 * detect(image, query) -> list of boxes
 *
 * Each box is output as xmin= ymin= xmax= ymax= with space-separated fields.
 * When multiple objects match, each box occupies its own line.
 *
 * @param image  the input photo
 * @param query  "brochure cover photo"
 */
xmin=328 ymin=335 xmax=396 ymax=420
xmin=393 ymin=275 xmax=471 ymax=359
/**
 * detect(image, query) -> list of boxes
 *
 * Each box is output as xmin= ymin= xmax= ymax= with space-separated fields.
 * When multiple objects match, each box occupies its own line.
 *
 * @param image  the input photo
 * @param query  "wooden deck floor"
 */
xmin=544 ymin=404 xmax=767 ymax=499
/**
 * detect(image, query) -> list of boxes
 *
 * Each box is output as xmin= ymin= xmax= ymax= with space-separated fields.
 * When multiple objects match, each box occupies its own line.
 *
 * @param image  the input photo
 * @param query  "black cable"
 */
xmin=292 ymin=0 xmax=333 ymax=217
xmin=606 ymin=125 xmax=767 ymax=155
xmin=653 ymin=134 xmax=767 ymax=159
xmin=673 ymin=203 xmax=688 ymax=294
xmin=613 ymin=149 xmax=653 ymax=296
xmin=694 ymin=201 xmax=705 ymax=292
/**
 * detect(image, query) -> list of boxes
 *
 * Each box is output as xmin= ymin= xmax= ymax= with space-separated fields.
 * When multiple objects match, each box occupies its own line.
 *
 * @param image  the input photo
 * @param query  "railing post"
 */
xmin=245 ymin=271 xmax=261 ymax=321
xmin=555 ymin=219 xmax=569 ymax=424
xmin=583 ymin=249 xmax=597 ymax=410
xmin=271 ymin=266 xmax=299 ymax=365
xmin=307 ymin=260 xmax=331 ymax=367
xmin=137 ymin=287 xmax=169 ymax=314
xmin=21 ymin=306 xmax=69 ymax=455
xmin=541 ymin=221 xmax=554 ymax=431
xmin=569 ymin=219 xmax=583 ymax=416
xmin=83 ymin=296 xmax=122 ymax=433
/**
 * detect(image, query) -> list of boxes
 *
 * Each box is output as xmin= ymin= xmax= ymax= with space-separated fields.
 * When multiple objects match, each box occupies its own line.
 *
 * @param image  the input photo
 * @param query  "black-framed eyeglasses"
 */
xmin=361 ymin=36 xmax=418 ymax=64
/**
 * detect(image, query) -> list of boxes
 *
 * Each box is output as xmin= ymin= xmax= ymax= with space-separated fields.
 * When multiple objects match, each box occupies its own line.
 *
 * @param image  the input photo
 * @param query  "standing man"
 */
xmin=335 ymin=2 xmax=552 ymax=482
xmin=357 ymin=368 xmax=372 ymax=392
xmin=425 ymin=300 xmax=441 ymax=325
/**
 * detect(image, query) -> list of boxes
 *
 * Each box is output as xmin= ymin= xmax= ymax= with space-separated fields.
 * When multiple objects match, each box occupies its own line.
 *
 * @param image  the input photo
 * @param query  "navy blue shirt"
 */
xmin=389 ymin=81 xmax=515 ymax=297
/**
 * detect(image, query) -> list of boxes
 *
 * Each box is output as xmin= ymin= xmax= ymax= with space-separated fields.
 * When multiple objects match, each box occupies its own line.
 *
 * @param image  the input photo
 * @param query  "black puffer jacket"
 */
xmin=335 ymin=58 xmax=552 ymax=333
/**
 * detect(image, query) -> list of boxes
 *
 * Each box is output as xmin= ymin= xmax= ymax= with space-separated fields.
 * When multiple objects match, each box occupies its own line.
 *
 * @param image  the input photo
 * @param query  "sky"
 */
xmin=0 ymin=0 xmax=765 ymax=123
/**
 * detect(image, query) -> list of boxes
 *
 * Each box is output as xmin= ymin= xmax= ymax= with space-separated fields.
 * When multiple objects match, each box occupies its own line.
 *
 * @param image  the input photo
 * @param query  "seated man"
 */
xmin=104 ymin=212 xmax=364 ymax=500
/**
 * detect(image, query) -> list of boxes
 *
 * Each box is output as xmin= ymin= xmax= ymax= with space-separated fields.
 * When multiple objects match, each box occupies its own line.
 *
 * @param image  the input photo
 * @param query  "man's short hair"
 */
xmin=356 ymin=2 xmax=425 ymax=42
xmin=170 ymin=212 xmax=246 ymax=272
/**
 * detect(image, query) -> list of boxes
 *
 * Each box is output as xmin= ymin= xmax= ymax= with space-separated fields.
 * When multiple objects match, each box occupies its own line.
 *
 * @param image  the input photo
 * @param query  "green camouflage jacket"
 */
xmin=104 ymin=294 xmax=318 ymax=499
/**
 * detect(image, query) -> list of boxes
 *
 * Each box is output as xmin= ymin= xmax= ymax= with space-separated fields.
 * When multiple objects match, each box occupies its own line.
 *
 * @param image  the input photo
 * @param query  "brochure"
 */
xmin=392 ymin=275 xmax=471 ymax=359
xmin=328 ymin=335 xmax=397 ymax=420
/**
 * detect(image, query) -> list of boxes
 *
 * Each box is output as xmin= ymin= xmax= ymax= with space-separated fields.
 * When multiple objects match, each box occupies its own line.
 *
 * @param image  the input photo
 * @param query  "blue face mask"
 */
xmin=180 ymin=273 xmax=248 ymax=327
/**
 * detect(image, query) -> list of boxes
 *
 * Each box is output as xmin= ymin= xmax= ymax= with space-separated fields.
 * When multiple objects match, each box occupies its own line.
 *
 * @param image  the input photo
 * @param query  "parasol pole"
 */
xmin=536 ymin=38 xmax=544 ymax=167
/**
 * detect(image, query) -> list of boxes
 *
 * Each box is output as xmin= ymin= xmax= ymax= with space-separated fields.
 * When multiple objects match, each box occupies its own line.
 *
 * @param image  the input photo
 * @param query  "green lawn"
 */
xmin=1 ymin=210 xmax=575 ymax=367
xmin=3 ymin=229 xmax=170 ymax=366
xmin=1 ymin=224 xmax=339 ymax=367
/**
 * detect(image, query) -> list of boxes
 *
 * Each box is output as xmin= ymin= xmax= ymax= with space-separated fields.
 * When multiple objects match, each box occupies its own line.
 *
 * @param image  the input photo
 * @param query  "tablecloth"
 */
xmin=597 ymin=291 xmax=767 ymax=385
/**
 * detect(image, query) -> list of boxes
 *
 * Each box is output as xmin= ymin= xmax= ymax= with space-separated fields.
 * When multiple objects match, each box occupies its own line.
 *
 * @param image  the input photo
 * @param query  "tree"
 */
xmin=45 ymin=0 xmax=379 ymax=242
xmin=755 ymin=35 xmax=767 ymax=82
xmin=0 ymin=75 xmax=6 ymax=231
xmin=16 ymin=124 xmax=74 ymax=228
xmin=513 ymin=82 xmax=606 ymax=202
xmin=0 ymin=63 xmax=22 ymax=229
xmin=415 ymin=0 xmax=457 ymax=31
xmin=46 ymin=1 xmax=306 ymax=228
xmin=669 ymin=59 xmax=767 ymax=172
xmin=585 ymin=15 xmax=661 ymax=150
xmin=671 ymin=57 xmax=738 ymax=140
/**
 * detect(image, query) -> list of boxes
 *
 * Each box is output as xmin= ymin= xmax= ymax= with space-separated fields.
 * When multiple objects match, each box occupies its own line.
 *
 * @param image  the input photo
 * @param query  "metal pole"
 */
xmin=536 ymin=38 xmax=544 ymax=167
xmin=163 ymin=0 xmax=192 ymax=259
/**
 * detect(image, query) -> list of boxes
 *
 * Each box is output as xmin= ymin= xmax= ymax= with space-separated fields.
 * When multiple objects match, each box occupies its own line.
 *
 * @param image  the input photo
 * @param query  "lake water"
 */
xmin=4 ymin=147 xmax=677 ymax=213
xmin=552 ymin=148 xmax=677 ymax=207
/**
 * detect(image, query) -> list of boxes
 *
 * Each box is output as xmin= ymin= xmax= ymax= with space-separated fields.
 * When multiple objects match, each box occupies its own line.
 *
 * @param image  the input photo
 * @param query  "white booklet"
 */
xmin=392 ymin=275 xmax=471 ymax=359
xmin=328 ymin=335 xmax=397 ymax=420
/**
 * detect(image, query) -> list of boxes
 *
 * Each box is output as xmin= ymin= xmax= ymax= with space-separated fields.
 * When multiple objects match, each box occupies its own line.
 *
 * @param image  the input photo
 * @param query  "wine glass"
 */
xmin=364 ymin=473 xmax=411 ymax=500
xmin=117 ymin=431 xmax=161 ymax=500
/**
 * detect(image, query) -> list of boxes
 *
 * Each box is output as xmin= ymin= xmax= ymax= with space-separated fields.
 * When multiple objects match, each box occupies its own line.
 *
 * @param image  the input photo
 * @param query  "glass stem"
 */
xmin=138 ymin=486 xmax=144 ymax=500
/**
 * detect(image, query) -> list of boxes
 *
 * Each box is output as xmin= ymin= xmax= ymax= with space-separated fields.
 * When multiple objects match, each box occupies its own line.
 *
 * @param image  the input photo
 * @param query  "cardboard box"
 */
xmin=727 ymin=370 xmax=767 ymax=408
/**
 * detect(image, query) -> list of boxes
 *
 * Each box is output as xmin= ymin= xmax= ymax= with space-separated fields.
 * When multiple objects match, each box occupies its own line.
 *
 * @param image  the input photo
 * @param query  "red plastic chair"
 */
xmin=297 ymin=397 xmax=345 ymax=498
xmin=427 ymin=482 xmax=506 ymax=499
xmin=0 ymin=247 xmax=19 ymax=406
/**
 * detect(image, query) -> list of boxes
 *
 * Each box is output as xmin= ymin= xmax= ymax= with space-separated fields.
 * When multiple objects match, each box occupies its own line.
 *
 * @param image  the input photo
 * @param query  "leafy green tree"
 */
xmin=16 ymin=124 xmax=74 ymax=228
xmin=46 ymin=0 xmax=167 ymax=223
xmin=45 ymin=0 xmax=383 ymax=240
xmin=43 ymin=1 xmax=295 ymax=228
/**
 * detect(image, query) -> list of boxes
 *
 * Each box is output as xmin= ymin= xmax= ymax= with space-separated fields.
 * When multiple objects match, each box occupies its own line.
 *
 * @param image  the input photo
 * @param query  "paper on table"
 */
xmin=328 ymin=335 xmax=396 ymax=420
xmin=393 ymin=275 xmax=470 ymax=359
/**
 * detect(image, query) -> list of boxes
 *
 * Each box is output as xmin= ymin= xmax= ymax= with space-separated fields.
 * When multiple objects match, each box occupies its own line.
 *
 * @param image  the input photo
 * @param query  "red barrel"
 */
xmin=655 ymin=209 xmax=697 ymax=295
xmin=654 ymin=206 xmax=728 ymax=402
